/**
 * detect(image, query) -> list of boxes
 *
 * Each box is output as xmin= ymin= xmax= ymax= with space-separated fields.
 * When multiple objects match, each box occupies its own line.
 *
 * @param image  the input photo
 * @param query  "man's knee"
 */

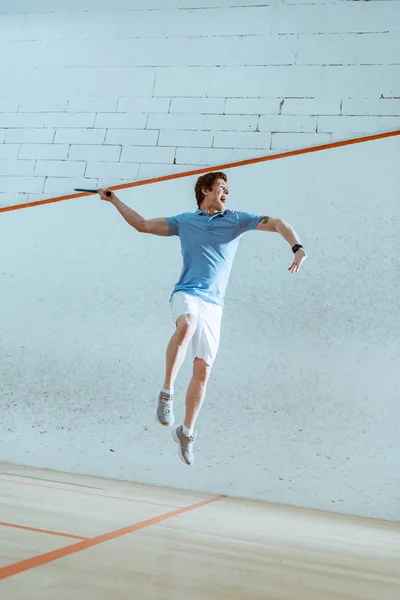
xmin=175 ymin=314 xmax=197 ymax=344
xmin=193 ymin=358 xmax=212 ymax=383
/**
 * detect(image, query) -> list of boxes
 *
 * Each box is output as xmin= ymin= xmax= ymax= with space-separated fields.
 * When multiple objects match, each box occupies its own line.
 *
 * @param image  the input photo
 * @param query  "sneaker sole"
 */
xmin=172 ymin=429 xmax=193 ymax=466
xmin=156 ymin=414 xmax=175 ymax=427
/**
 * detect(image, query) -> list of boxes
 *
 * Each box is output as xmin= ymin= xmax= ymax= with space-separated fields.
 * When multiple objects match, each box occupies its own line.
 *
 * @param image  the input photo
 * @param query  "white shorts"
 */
xmin=170 ymin=292 xmax=223 ymax=367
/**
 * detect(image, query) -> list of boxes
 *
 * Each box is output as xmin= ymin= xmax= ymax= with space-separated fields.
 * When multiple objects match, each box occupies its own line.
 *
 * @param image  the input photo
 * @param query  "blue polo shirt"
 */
xmin=166 ymin=209 xmax=261 ymax=307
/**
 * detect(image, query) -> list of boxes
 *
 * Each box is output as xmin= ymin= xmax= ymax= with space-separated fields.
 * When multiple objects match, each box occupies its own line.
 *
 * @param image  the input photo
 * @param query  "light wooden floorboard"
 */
xmin=1 ymin=463 xmax=399 ymax=599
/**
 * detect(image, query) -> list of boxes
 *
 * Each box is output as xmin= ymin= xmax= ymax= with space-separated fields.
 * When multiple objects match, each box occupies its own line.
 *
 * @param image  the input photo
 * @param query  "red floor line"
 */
xmin=0 ymin=494 xmax=226 ymax=580
xmin=0 ymin=521 xmax=87 ymax=541
xmin=0 ymin=477 xmax=181 ymax=509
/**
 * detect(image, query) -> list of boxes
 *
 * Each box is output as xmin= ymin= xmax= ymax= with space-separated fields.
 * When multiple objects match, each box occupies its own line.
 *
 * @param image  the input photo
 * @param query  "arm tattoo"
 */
xmin=261 ymin=216 xmax=269 ymax=224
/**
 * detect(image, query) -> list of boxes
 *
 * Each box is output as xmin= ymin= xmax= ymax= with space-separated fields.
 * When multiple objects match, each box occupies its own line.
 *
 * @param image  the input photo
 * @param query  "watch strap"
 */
xmin=292 ymin=244 xmax=303 ymax=253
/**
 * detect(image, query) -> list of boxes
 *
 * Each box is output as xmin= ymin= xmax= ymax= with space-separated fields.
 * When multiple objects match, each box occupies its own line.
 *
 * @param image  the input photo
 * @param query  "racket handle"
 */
xmin=74 ymin=188 xmax=112 ymax=197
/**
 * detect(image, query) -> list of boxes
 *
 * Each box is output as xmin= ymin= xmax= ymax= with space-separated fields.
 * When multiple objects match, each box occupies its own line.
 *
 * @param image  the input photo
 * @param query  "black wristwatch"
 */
xmin=292 ymin=244 xmax=303 ymax=253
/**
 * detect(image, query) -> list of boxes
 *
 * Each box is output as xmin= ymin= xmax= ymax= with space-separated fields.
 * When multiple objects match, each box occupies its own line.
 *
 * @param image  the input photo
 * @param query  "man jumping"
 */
xmin=99 ymin=171 xmax=306 ymax=465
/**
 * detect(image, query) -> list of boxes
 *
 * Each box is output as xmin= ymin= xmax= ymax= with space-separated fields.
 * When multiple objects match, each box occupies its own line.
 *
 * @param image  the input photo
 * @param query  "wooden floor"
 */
xmin=0 ymin=462 xmax=399 ymax=599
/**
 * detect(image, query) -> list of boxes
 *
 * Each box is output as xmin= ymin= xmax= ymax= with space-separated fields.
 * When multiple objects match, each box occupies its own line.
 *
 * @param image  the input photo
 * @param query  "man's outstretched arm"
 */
xmin=255 ymin=216 xmax=307 ymax=273
xmin=98 ymin=189 xmax=170 ymax=236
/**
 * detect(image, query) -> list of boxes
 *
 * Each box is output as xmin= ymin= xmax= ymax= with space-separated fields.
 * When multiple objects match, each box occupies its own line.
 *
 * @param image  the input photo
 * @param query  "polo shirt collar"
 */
xmin=196 ymin=209 xmax=227 ymax=217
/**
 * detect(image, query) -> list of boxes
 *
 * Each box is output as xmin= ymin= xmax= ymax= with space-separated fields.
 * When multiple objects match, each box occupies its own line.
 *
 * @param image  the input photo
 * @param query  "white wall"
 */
xmin=1 ymin=136 xmax=399 ymax=521
xmin=0 ymin=0 xmax=399 ymax=208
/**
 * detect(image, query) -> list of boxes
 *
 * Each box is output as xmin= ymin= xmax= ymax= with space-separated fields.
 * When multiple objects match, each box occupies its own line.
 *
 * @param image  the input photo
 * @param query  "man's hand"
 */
xmin=98 ymin=188 xmax=116 ymax=202
xmin=288 ymin=248 xmax=307 ymax=273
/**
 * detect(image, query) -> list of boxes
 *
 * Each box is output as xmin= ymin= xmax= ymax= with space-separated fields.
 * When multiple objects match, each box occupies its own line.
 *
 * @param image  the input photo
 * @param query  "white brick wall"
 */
xmin=158 ymin=131 xmax=213 ymax=148
xmin=95 ymin=113 xmax=147 ymax=129
xmin=213 ymin=132 xmax=272 ymax=150
xmin=1 ymin=160 xmax=36 ymax=176
xmin=117 ymin=98 xmax=170 ymax=114
xmin=296 ymin=33 xmax=398 ymax=66
xmin=0 ymin=145 xmax=20 ymax=159
xmin=85 ymin=162 xmax=139 ymax=180
xmin=270 ymin=3 xmax=397 ymax=34
xmin=175 ymin=148 xmax=233 ymax=166
xmin=54 ymin=129 xmax=106 ymax=144
xmin=43 ymin=177 xmax=98 ymax=196
xmin=95 ymin=178 xmax=136 ymax=188
xmin=0 ymin=99 xmax=18 ymax=112
xmin=120 ymin=146 xmax=175 ymax=164
xmin=137 ymin=162 xmax=199 ymax=180
xmin=0 ymin=192 xmax=28 ymax=207
xmin=1 ymin=177 xmax=45 ymax=193
xmin=46 ymin=113 xmax=96 ymax=128
xmin=153 ymin=67 xmax=266 ymax=98
xmin=170 ymin=99 xmax=225 ymax=114
xmin=67 ymin=98 xmax=118 ymax=113
xmin=157 ymin=65 xmax=400 ymax=99
xmin=19 ymin=144 xmax=69 ymax=160
xmin=0 ymin=0 xmax=360 ymax=13
xmin=34 ymin=160 xmax=86 ymax=178
xmin=4 ymin=129 xmax=55 ymax=143
xmin=0 ymin=113 xmax=46 ymax=128
xmin=68 ymin=145 xmax=121 ymax=162
xmin=224 ymin=98 xmax=279 ymax=115
xmin=0 ymin=1 xmax=399 ymax=205
xmin=259 ymin=115 xmax=318 ymax=133
xmin=230 ymin=148 xmax=275 ymax=162
xmin=18 ymin=98 xmax=68 ymax=112
xmin=318 ymin=116 xmax=400 ymax=134
xmin=241 ymin=36 xmax=297 ymax=66
xmin=342 ymin=99 xmax=400 ymax=117
xmin=271 ymin=133 xmax=332 ymax=151
xmin=105 ymin=129 xmax=158 ymax=146
xmin=147 ymin=114 xmax=259 ymax=131
xmin=281 ymin=99 xmax=340 ymax=116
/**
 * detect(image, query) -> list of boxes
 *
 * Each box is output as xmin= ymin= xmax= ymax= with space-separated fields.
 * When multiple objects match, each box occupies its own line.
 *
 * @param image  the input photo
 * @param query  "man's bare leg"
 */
xmin=184 ymin=358 xmax=212 ymax=431
xmin=172 ymin=358 xmax=212 ymax=465
xmin=157 ymin=314 xmax=197 ymax=427
xmin=163 ymin=314 xmax=197 ymax=391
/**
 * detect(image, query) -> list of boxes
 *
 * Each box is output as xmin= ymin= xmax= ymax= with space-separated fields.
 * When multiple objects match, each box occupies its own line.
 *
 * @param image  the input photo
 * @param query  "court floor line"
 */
xmin=0 ymin=477 xmax=181 ymax=509
xmin=0 ymin=466 xmax=31 ymax=471
xmin=0 ymin=522 xmax=88 ymax=541
xmin=0 ymin=129 xmax=398 ymax=214
xmin=0 ymin=494 xmax=225 ymax=580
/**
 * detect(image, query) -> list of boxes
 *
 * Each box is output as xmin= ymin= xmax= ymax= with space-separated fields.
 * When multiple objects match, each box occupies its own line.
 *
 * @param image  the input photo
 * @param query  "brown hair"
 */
xmin=194 ymin=171 xmax=227 ymax=208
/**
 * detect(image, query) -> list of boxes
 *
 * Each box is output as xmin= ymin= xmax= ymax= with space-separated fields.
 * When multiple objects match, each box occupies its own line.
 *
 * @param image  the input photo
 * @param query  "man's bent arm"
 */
xmin=256 ymin=216 xmax=301 ymax=247
xmin=275 ymin=218 xmax=302 ymax=248
xmin=256 ymin=216 xmax=307 ymax=273
xmin=98 ymin=189 xmax=169 ymax=236
xmin=111 ymin=195 xmax=146 ymax=232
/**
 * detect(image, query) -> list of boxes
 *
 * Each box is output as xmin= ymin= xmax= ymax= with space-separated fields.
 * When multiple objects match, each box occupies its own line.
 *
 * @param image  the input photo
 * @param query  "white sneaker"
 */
xmin=156 ymin=390 xmax=174 ymax=427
